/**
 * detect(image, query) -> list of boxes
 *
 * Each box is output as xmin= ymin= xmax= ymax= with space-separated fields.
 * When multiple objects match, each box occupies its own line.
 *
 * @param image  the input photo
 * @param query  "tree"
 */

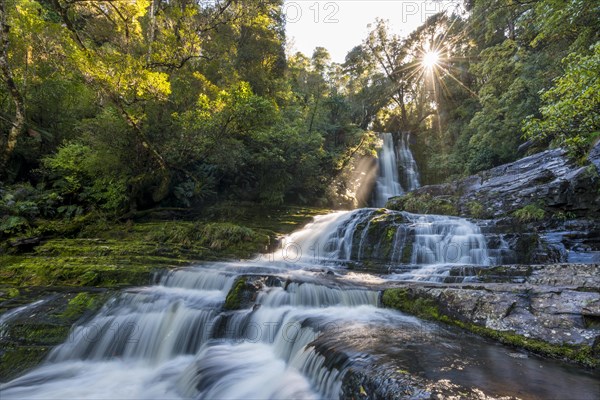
xmin=0 ymin=0 xmax=25 ymax=174
xmin=523 ymin=43 xmax=600 ymax=159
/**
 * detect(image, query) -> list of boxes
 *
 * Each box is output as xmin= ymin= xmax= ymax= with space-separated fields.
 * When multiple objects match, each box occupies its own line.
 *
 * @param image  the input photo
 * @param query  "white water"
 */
xmin=276 ymin=208 xmax=490 ymax=268
xmin=374 ymin=133 xmax=403 ymax=207
xmin=406 ymin=213 xmax=489 ymax=265
xmin=0 ymin=263 xmax=403 ymax=399
xmin=397 ymin=132 xmax=420 ymax=192
xmin=0 ymin=298 xmax=51 ymax=339
xmin=0 ymin=133 xmax=518 ymax=400
xmin=374 ymin=132 xmax=420 ymax=207
xmin=3 ymin=205 xmax=598 ymax=399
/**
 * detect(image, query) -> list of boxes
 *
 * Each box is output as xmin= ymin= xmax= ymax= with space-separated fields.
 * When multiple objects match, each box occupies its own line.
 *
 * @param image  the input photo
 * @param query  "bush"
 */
xmin=42 ymin=142 xmax=128 ymax=214
xmin=467 ymin=201 xmax=486 ymax=218
xmin=513 ymin=203 xmax=546 ymax=222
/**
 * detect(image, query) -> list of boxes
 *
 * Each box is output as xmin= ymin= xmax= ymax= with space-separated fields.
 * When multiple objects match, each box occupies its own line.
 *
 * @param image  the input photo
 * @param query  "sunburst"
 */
xmin=422 ymin=51 xmax=440 ymax=69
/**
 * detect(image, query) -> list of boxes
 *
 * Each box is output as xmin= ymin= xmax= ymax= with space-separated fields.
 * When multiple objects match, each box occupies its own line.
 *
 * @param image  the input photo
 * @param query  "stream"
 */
xmin=1 ymin=133 xmax=598 ymax=399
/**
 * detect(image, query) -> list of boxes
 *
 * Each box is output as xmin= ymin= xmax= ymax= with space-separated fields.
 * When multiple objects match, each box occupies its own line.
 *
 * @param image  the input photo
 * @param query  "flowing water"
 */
xmin=374 ymin=132 xmax=420 ymax=207
xmin=1 ymin=134 xmax=597 ymax=399
xmin=1 ymin=210 xmax=599 ymax=399
xmin=374 ymin=133 xmax=403 ymax=207
xmin=397 ymin=132 xmax=420 ymax=192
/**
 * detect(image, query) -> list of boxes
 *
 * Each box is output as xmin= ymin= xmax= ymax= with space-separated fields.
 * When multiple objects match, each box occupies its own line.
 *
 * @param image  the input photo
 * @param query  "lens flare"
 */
xmin=422 ymin=51 xmax=440 ymax=68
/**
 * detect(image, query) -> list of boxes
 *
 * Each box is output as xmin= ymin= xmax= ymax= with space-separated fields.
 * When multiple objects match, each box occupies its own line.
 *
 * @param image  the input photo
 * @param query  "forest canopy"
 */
xmin=0 ymin=0 xmax=598 ymax=231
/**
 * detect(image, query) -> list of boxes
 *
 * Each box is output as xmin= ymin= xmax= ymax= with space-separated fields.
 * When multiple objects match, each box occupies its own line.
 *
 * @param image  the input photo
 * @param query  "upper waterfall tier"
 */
xmin=373 ymin=132 xmax=420 ymax=207
xmin=397 ymin=133 xmax=420 ymax=192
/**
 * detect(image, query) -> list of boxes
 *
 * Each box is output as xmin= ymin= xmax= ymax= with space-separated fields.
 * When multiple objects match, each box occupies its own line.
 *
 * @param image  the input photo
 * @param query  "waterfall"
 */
xmin=276 ymin=208 xmax=490 ymax=267
xmin=374 ymin=133 xmax=403 ymax=207
xmin=397 ymin=132 xmax=420 ymax=192
xmin=373 ymin=132 xmax=420 ymax=207
xmin=1 ymin=265 xmax=386 ymax=400
xmin=4 ymin=206 xmax=597 ymax=399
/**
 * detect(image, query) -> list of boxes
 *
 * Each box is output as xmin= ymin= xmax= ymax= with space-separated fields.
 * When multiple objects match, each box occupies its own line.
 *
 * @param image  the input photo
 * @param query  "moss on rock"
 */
xmin=386 ymin=193 xmax=458 ymax=216
xmin=382 ymin=287 xmax=599 ymax=368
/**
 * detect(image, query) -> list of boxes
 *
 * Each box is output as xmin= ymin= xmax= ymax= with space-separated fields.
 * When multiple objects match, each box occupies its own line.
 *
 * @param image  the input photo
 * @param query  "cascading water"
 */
xmin=373 ymin=132 xmax=420 ymax=207
xmin=373 ymin=133 xmax=403 ymax=207
xmin=278 ymin=208 xmax=491 ymax=269
xmin=1 ymin=209 xmax=598 ymax=399
xmin=397 ymin=132 xmax=420 ymax=192
xmin=0 ymin=264 xmax=384 ymax=399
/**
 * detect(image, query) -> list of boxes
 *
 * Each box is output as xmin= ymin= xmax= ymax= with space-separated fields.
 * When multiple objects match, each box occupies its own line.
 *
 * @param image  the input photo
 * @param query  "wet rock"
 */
xmin=381 ymin=263 xmax=600 ymax=367
xmin=387 ymin=144 xmax=600 ymax=264
xmin=0 ymin=288 xmax=110 ymax=382
xmin=223 ymin=276 xmax=279 ymax=310
xmin=388 ymin=145 xmax=600 ymax=219
xmin=589 ymin=139 xmax=600 ymax=173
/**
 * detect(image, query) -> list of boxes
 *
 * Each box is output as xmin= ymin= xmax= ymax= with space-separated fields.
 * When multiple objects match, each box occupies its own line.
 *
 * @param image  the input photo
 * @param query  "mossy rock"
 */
xmin=223 ymin=277 xmax=263 ymax=311
xmin=386 ymin=193 xmax=458 ymax=216
xmin=381 ymin=287 xmax=600 ymax=368
xmin=0 ymin=289 xmax=111 ymax=382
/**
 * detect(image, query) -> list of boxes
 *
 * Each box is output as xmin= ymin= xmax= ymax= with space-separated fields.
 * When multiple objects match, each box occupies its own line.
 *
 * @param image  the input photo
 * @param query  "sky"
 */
xmin=284 ymin=1 xmax=463 ymax=63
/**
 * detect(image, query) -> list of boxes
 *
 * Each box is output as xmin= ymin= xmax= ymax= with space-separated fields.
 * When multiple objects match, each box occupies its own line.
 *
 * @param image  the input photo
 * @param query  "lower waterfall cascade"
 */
xmin=1 ymin=209 xmax=598 ymax=399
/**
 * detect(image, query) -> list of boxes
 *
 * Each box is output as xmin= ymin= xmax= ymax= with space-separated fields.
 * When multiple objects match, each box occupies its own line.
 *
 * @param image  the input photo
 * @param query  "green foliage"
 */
xmin=0 ymin=0 xmax=373 ymax=212
xmin=513 ymin=203 xmax=546 ymax=222
xmin=466 ymin=201 xmax=486 ymax=219
xmin=386 ymin=192 xmax=458 ymax=216
xmin=1 ymin=0 xmax=598 ymax=214
xmin=42 ymin=142 xmax=128 ymax=214
xmin=523 ymin=43 xmax=600 ymax=160
xmin=553 ymin=211 xmax=577 ymax=221
xmin=0 ymin=215 xmax=29 ymax=235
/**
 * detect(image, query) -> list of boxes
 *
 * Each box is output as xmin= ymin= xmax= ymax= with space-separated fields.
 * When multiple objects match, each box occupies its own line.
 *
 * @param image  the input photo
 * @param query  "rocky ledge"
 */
xmin=387 ymin=142 xmax=600 ymax=219
xmin=386 ymin=142 xmax=600 ymax=264
xmin=381 ymin=263 xmax=600 ymax=368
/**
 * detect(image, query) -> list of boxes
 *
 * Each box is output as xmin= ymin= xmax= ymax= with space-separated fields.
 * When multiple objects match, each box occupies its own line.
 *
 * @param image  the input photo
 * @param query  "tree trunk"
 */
xmin=0 ymin=0 xmax=25 ymax=174
xmin=146 ymin=0 xmax=158 ymax=64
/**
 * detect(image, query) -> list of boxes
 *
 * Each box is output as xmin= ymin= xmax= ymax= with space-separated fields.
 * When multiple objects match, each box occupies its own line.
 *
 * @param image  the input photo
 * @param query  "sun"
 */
xmin=422 ymin=51 xmax=440 ymax=69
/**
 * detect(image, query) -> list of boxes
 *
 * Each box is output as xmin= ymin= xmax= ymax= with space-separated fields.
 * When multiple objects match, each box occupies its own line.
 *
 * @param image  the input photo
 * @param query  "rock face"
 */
xmin=381 ymin=264 xmax=600 ymax=367
xmin=388 ymin=144 xmax=600 ymax=218
xmin=386 ymin=143 xmax=600 ymax=264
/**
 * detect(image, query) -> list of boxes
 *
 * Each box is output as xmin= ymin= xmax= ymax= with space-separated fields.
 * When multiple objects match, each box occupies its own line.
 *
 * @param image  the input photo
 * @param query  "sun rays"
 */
xmin=422 ymin=51 xmax=440 ymax=69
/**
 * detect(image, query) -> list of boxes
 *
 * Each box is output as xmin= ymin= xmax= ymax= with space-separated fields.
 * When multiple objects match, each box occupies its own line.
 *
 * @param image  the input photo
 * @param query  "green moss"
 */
xmin=1 ymin=206 xmax=327 ymax=289
xmin=0 ymin=255 xmax=157 ymax=287
xmin=401 ymin=241 xmax=413 ymax=264
xmin=224 ymin=277 xmax=247 ymax=310
xmin=382 ymin=288 xmax=441 ymax=319
xmin=6 ymin=323 xmax=71 ymax=345
xmin=0 ymin=346 xmax=50 ymax=382
xmin=386 ymin=193 xmax=458 ymax=216
xmin=382 ymin=288 xmax=599 ymax=368
xmin=377 ymin=225 xmax=398 ymax=259
xmin=61 ymin=292 xmax=99 ymax=319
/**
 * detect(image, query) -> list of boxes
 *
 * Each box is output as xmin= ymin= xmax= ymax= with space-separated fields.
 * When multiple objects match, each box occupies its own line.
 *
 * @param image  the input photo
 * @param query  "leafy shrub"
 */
xmin=523 ymin=43 xmax=600 ymax=161
xmin=42 ymin=142 xmax=128 ymax=214
xmin=513 ymin=203 xmax=546 ymax=222
xmin=466 ymin=201 xmax=486 ymax=219
xmin=0 ymin=215 xmax=29 ymax=235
